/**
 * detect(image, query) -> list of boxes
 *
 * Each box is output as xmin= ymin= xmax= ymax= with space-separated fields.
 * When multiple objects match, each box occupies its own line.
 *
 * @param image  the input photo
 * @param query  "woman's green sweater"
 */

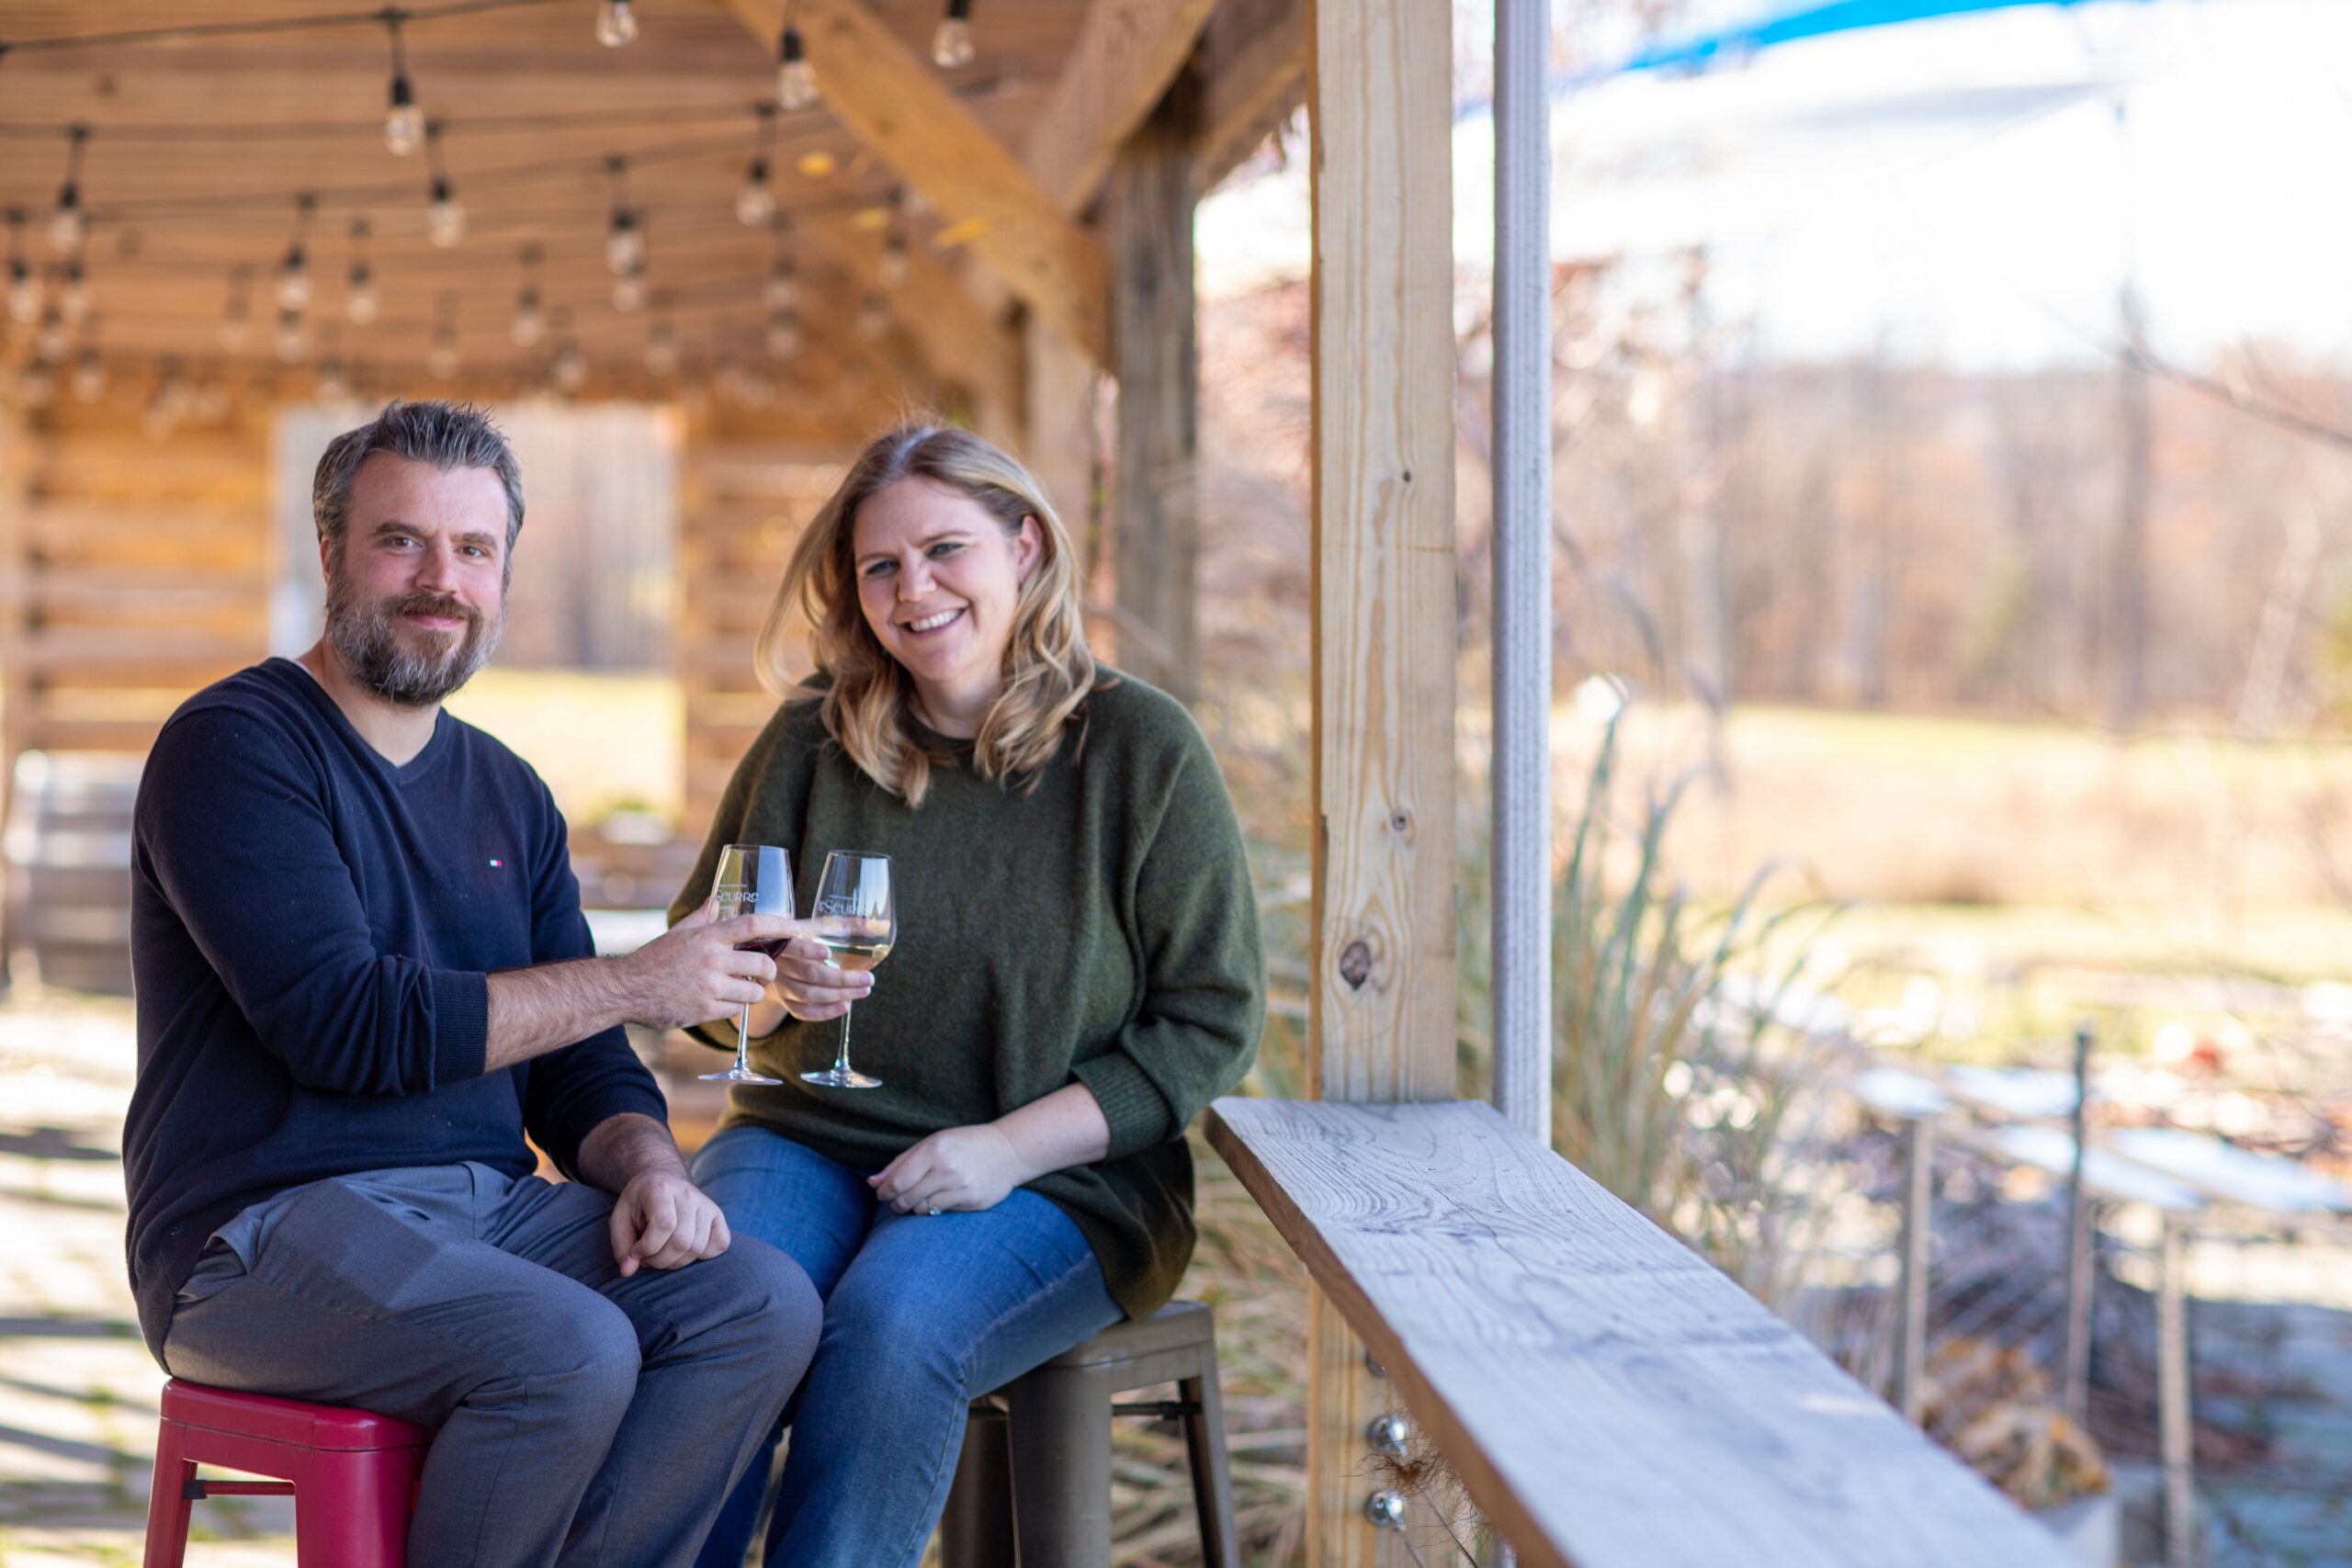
xmin=670 ymin=671 xmax=1266 ymax=1320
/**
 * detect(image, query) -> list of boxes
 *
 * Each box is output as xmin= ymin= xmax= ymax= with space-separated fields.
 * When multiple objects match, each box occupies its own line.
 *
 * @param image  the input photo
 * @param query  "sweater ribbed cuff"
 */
xmin=432 ymin=970 xmax=491 ymax=1087
xmin=1071 ymin=1052 xmax=1176 ymax=1159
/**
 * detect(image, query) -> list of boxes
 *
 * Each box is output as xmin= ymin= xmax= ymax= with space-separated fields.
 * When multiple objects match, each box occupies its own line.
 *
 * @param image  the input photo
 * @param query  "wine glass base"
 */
xmin=801 ymin=1066 xmax=884 ymax=1089
xmin=700 ymin=1068 xmax=786 ymax=1085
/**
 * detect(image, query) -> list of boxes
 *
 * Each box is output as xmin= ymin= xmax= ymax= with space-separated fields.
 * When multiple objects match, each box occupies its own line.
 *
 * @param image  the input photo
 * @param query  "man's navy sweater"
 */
xmin=123 ymin=659 xmax=665 ymax=1361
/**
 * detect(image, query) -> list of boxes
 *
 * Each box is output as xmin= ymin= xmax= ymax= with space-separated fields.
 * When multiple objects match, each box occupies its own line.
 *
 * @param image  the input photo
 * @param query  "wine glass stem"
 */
xmin=834 ymin=1002 xmax=854 ymax=1075
xmin=733 ymin=1004 xmax=753 ymax=1077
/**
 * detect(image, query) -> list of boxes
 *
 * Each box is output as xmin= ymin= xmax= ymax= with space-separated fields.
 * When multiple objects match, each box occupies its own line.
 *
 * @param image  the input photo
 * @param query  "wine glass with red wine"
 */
xmin=699 ymin=842 xmax=791 ymax=1086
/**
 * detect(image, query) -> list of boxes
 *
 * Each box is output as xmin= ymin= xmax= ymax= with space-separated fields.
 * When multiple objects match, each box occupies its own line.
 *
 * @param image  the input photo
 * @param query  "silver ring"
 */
xmin=926 ymin=1203 xmax=941 ymax=1216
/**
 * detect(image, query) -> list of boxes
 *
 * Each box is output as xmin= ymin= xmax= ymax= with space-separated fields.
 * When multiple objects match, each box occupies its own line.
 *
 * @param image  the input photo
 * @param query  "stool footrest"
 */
xmin=183 ymin=1479 xmax=299 ymax=1499
xmin=1111 ymin=1400 xmax=1200 ymax=1421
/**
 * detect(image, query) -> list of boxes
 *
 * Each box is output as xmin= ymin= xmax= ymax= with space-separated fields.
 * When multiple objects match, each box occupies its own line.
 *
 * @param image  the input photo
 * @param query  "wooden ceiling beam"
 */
xmin=1022 ymin=0 xmax=1222 ymax=217
xmin=717 ymin=0 xmax=1109 ymax=363
xmin=799 ymin=213 xmax=1021 ymax=432
xmin=1197 ymin=0 xmax=1306 ymax=190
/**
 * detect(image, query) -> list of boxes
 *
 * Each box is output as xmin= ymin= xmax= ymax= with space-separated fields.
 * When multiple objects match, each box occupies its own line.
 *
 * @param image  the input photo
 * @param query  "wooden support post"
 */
xmin=1023 ymin=317 xmax=1100 ymax=556
xmin=1110 ymin=79 xmax=1201 ymax=701
xmin=1305 ymin=0 xmax=1457 ymax=1562
xmin=1895 ymin=1116 xmax=1935 ymax=1424
xmin=2158 ymin=1215 xmax=2196 ymax=1568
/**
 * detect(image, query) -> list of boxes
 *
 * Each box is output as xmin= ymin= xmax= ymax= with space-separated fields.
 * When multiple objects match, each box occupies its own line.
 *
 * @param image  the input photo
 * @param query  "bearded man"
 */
xmin=123 ymin=400 xmax=820 ymax=1566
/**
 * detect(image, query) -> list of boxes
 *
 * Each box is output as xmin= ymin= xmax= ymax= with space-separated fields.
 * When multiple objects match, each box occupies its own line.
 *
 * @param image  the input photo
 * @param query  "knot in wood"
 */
xmin=1388 ymin=810 xmax=1412 ymax=836
xmin=1339 ymin=940 xmax=1374 ymax=990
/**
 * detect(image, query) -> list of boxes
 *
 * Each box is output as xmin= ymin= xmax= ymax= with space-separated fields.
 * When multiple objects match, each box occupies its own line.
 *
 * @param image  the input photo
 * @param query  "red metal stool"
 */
xmin=144 ymin=1380 xmax=436 ymax=1568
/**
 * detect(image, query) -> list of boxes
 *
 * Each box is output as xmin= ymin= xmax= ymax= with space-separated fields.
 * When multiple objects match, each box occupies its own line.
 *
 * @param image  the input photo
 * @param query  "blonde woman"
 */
xmin=672 ymin=424 xmax=1265 ymax=1567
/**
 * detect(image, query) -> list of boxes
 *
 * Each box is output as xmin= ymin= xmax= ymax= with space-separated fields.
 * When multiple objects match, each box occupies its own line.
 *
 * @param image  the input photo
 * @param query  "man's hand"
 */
xmin=616 ymin=899 xmax=802 ymax=1031
xmin=871 ymin=1125 xmax=1027 ymax=1214
xmin=608 ymin=1168 xmax=733 ymax=1277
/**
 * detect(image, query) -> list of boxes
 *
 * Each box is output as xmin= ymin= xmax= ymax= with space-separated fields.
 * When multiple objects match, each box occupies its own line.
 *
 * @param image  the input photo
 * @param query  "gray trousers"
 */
xmin=161 ymin=1162 xmax=821 ymax=1568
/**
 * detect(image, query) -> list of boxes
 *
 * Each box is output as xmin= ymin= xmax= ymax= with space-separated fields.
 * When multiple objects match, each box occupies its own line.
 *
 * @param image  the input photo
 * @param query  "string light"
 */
xmin=644 ymin=315 xmax=678 ymax=377
xmin=276 ymin=193 xmax=317 ymax=310
xmin=612 ymin=259 xmax=647 ymax=312
xmin=512 ymin=244 xmax=546 ymax=346
xmin=220 ymin=266 xmax=254 ymax=350
xmin=857 ymin=292 xmax=888 ymax=341
xmin=61 ymin=259 xmax=92 ymax=322
xmin=346 ymin=219 xmax=378 ymax=324
xmin=18 ymin=362 xmax=57 ymax=410
xmin=6 ymin=211 xmax=40 ymax=324
xmin=932 ymin=0 xmax=976 ymax=68
xmin=37 ymin=306 xmax=72 ymax=364
xmin=424 ymin=123 xmax=465 ymax=246
xmin=73 ymin=322 xmax=108 ymax=404
xmin=604 ymin=156 xmax=645 ymax=274
xmin=275 ymin=305 xmax=308 ymax=364
xmin=777 ymin=18 xmax=818 ymax=112
xmin=594 ymin=0 xmax=639 ymax=48
xmin=51 ymin=125 xmax=90 ymax=254
xmin=764 ymin=259 xmax=798 ymax=311
xmin=736 ymin=105 xmax=777 ymax=227
xmin=553 ymin=343 xmax=588 ymax=395
xmin=766 ymin=309 xmax=802 ymax=360
xmin=880 ymin=225 xmax=910 ymax=288
xmin=384 ymin=14 xmax=425 ymax=156
xmin=428 ymin=293 xmax=460 ymax=378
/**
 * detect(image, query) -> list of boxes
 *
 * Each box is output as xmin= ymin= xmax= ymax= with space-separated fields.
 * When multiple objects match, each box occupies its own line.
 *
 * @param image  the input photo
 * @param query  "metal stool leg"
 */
xmin=1005 ymin=1361 xmax=1115 ymax=1568
xmin=941 ymin=1403 xmax=1015 ymax=1568
xmin=141 ymin=1419 xmax=197 ymax=1568
xmin=1181 ymin=1350 xmax=1241 ymax=1568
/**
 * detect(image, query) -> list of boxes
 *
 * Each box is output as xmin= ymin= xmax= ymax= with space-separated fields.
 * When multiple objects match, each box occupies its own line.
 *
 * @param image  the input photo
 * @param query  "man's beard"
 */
xmin=324 ymin=568 xmax=503 ymax=709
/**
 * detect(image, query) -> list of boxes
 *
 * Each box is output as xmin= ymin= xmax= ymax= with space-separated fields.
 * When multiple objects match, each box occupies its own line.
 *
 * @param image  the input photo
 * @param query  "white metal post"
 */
xmin=1491 ymin=0 xmax=1554 ymax=1152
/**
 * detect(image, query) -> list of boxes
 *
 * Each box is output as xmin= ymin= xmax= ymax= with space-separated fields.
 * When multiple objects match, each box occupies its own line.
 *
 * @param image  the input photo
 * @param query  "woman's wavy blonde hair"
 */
xmin=754 ymin=423 xmax=1098 ymax=807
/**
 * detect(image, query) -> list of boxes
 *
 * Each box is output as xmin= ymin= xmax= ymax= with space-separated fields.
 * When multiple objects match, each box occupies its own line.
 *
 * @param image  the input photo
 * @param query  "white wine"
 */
xmin=813 ymin=914 xmax=892 ymax=972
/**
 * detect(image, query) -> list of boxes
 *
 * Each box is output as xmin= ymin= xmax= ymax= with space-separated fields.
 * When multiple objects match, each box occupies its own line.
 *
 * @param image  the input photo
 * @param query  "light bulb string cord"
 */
xmin=0 ymin=0 xmax=567 ymax=57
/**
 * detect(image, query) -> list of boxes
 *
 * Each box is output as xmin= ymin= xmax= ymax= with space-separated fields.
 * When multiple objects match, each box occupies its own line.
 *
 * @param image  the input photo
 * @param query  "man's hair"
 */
xmin=311 ymin=399 xmax=526 ymax=572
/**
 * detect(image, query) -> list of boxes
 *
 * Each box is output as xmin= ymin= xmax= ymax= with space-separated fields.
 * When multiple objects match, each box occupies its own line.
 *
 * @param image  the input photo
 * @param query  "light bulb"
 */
xmin=37 ymin=310 xmax=71 ymax=364
xmin=50 ymin=189 xmax=84 ymax=255
xmin=766 ymin=311 xmax=802 ymax=360
xmin=386 ymin=79 xmax=424 ymax=156
xmin=737 ymin=162 xmax=776 ymax=227
xmin=644 ymin=326 xmax=678 ymax=376
xmin=72 ymin=349 xmax=107 ymax=403
xmin=763 ymin=260 xmax=798 ymax=311
xmin=346 ymin=266 xmax=378 ymax=325
xmin=428 ymin=333 xmax=459 ymax=379
xmin=19 ymin=363 xmax=56 ymax=409
xmin=880 ymin=233 xmax=910 ymax=288
xmin=553 ymin=344 xmax=588 ymax=394
xmin=612 ymin=267 xmax=647 ymax=313
xmin=932 ymin=16 xmax=975 ymax=68
xmin=428 ymin=181 xmax=466 ymax=247
xmin=221 ymin=302 xmax=252 ymax=351
xmin=735 ymin=367 xmax=775 ymax=410
xmin=857 ymin=295 xmax=888 ymax=341
xmin=61 ymin=262 xmax=91 ymax=322
xmin=594 ymin=0 xmax=639 ymax=48
xmin=777 ymin=28 xmax=819 ymax=111
xmin=605 ymin=213 xmax=645 ymax=276
xmin=194 ymin=378 xmax=231 ymax=423
xmin=513 ymin=291 xmax=546 ymax=348
xmin=275 ymin=309 xmax=308 ymax=365
xmin=6 ymin=265 xmax=40 ymax=325
xmin=276 ymin=248 xmax=311 ymax=310
xmin=318 ymin=360 xmax=349 ymax=402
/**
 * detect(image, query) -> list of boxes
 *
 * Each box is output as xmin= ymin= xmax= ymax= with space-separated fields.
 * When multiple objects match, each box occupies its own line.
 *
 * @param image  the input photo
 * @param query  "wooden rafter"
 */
xmin=718 ymin=0 xmax=1111 ymax=362
xmin=799 ymin=213 xmax=1023 ymax=431
xmin=1023 ymin=0 xmax=1223 ymax=215
xmin=1198 ymin=0 xmax=1306 ymax=190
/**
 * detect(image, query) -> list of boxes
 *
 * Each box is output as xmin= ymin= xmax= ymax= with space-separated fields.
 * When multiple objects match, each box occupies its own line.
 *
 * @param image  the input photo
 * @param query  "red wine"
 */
xmin=734 ymin=937 xmax=790 ymax=959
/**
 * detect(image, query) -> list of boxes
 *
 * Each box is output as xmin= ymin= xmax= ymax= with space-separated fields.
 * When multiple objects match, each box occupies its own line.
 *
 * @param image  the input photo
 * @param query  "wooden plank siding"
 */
xmin=1206 ymin=1098 xmax=2085 ymax=1568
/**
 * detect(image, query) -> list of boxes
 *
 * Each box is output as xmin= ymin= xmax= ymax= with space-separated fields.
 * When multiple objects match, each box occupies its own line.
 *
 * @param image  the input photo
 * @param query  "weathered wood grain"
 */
xmin=1205 ymin=1097 xmax=2083 ymax=1568
xmin=1023 ymin=0 xmax=1223 ymax=215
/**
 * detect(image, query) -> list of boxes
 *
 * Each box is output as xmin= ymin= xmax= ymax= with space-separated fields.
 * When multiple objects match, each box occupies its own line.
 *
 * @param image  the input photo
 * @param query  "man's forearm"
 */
xmin=576 ymin=1111 xmax=689 ymax=1193
xmin=483 ymin=957 xmax=637 ymax=1072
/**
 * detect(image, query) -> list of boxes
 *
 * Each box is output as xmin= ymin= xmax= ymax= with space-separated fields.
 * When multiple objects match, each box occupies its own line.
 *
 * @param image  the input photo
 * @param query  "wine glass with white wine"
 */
xmin=699 ymin=843 xmax=790 ymax=1086
xmin=802 ymin=850 xmax=893 ymax=1089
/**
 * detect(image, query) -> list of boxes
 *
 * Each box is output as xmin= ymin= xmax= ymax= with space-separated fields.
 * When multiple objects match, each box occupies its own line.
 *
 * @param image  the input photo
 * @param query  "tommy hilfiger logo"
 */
xmin=487 ymin=858 xmax=505 ymax=869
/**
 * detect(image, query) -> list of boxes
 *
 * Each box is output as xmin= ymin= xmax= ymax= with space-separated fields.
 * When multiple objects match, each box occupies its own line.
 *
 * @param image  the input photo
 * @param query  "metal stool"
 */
xmin=143 ymin=1380 xmax=435 ymax=1567
xmin=941 ymin=1301 xmax=1239 ymax=1568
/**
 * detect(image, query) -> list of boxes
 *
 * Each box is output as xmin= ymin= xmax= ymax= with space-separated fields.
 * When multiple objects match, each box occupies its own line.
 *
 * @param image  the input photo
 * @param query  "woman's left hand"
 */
xmin=871 ymin=1125 xmax=1028 ymax=1214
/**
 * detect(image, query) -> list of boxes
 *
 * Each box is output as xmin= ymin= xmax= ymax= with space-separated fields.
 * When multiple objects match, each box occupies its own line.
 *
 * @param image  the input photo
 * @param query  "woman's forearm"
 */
xmin=991 ymin=1083 xmax=1112 ymax=1183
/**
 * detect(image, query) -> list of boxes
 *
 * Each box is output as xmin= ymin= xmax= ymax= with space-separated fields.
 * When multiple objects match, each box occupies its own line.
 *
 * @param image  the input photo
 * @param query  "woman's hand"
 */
xmin=771 ymin=934 xmax=873 ymax=1022
xmin=871 ymin=1125 xmax=1028 ymax=1214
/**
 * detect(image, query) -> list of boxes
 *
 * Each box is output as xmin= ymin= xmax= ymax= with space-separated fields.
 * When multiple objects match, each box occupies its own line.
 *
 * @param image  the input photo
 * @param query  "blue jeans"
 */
xmin=689 ymin=1124 xmax=1125 ymax=1568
